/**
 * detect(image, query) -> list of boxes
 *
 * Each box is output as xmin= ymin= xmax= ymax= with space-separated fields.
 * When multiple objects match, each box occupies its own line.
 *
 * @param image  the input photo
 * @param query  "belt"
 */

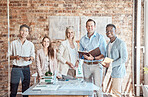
xmin=84 ymin=61 xmax=99 ymax=65
xmin=13 ymin=65 xmax=29 ymax=68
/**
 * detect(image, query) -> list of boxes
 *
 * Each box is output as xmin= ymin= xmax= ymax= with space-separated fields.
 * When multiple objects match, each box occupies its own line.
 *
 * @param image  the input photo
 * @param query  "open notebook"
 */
xmin=78 ymin=47 xmax=101 ymax=58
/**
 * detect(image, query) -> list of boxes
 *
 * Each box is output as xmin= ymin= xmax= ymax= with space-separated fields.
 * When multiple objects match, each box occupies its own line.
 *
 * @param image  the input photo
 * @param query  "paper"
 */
xmin=41 ymin=76 xmax=53 ymax=79
xmin=59 ymin=80 xmax=87 ymax=90
xmin=76 ymin=59 xmax=84 ymax=78
xmin=101 ymin=57 xmax=113 ymax=66
xmin=49 ymin=16 xmax=80 ymax=40
xmin=33 ymin=84 xmax=60 ymax=91
xmin=40 ymin=76 xmax=54 ymax=83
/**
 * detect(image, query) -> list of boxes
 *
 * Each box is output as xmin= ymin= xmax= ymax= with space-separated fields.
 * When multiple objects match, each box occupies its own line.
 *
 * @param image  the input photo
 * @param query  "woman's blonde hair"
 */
xmin=65 ymin=26 xmax=75 ymax=40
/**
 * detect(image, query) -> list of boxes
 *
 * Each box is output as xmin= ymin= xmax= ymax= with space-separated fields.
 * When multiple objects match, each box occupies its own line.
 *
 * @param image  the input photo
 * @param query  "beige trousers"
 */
xmin=111 ymin=78 xmax=123 ymax=97
xmin=83 ymin=63 xmax=103 ymax=97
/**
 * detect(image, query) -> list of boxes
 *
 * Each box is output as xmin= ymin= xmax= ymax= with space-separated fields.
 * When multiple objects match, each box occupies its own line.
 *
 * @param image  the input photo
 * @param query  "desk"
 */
xmin=22 ymin=80 xmax=100 ymax=97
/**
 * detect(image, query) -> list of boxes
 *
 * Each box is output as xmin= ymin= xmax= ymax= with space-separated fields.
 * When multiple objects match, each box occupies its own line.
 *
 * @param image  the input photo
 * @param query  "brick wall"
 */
xmin=0 ymin=0 xmax=144 ymax=96
xmin=0 ymin=0 xmax=9 ymax=96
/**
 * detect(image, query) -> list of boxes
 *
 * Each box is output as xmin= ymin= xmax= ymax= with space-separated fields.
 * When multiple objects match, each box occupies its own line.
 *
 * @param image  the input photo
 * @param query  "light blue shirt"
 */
xmin=79 ymin=32 xmax=106 ymax=62
xmin=106 ymin=38 xmax=128 ymax=78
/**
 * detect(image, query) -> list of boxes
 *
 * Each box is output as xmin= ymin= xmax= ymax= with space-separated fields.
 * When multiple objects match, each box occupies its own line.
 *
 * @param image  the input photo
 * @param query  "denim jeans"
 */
xmin=10 ymin=67 xmax=30 ymax=97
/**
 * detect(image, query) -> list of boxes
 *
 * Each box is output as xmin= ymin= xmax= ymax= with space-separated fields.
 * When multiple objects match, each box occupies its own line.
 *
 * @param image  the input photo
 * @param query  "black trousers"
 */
xmin=10 ymin=67 xmax=30 ymax=97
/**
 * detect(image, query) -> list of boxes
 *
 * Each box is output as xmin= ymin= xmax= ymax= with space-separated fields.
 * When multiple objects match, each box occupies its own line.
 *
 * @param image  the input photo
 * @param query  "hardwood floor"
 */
xmin=16 ymin=94 xmax=143 ymax=97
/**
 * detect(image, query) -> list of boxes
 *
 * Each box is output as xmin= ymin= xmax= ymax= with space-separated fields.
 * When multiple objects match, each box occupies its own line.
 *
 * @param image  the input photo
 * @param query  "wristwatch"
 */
xmin=93 ymin=57 xmax=95 ymax=60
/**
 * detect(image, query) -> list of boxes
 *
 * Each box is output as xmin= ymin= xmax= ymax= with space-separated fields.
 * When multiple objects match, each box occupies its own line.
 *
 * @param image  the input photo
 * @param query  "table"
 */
xmin=22 ymin=80 xmax=100 ymax=97
xmin=142 ymin=85 xmax=148 ymax=97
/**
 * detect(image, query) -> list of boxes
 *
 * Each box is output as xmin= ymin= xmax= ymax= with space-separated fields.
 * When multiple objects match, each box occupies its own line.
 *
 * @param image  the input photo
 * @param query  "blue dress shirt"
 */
xmin=106 ymin=38 xmax=128 ymax=78
xmin=79 ymin=32 xmax=106 ymax=62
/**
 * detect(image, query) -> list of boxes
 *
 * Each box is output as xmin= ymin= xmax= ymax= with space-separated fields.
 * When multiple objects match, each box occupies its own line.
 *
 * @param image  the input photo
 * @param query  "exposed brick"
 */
xmin=10 ymin=1 xmax=19 ymax=3
xmin=0 ymin=0 xmax=145 ymax=96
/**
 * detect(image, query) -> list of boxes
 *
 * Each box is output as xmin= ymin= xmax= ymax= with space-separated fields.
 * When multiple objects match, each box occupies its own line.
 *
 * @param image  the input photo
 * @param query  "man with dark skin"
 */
xmin=104 ymin=24 xmax=128 ymax=96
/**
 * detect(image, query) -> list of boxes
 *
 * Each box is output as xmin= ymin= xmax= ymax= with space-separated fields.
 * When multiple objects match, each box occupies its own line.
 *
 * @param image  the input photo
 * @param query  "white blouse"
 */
xmin=69 ymin=48 xmax=77 ymax=67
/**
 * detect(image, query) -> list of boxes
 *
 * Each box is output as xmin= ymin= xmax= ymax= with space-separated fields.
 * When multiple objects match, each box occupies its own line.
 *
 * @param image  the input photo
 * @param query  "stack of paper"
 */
xmin=40 ymin=76 xmax=54 ymax=83
xmin=33 ymin=84 xmax=60 ymax=91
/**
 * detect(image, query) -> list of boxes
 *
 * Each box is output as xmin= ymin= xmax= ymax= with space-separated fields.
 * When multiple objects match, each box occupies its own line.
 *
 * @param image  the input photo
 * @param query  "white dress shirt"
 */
xmin=8 ymin=39 xmax=35 ymax=66
xmin=108 ymin=41 xmax=115 ymax=58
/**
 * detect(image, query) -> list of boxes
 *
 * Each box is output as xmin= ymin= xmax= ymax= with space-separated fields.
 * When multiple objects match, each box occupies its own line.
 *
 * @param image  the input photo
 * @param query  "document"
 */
xmin=33 ymin=84 xmax=60 ymax=91
xmin=78 ymin=47 xmax=101 ymax=58
xmin=40 ymin=76 xmax=54 ymax=83
xmin=76 ymin=59 xmax=84 ymax=78
xmin=101 ymin=57 xmax=113 ymax=66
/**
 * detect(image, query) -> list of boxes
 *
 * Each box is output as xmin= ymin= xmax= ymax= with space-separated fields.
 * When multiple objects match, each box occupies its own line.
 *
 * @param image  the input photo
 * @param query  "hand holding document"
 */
xmin=101 ymin=57 xmax=113 ymax=68
xmin=83 ymin=54 xmax=94 ymax=60
xmin=78 ymin=47 xmax=101 ymax=59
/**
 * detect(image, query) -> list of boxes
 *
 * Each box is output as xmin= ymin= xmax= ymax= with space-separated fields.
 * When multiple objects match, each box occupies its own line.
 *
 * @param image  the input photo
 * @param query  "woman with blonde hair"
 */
xmin=57 ymin=26 xmax=79 ymax=77
xmin=36 ymin=36 xmax=61 ymax=79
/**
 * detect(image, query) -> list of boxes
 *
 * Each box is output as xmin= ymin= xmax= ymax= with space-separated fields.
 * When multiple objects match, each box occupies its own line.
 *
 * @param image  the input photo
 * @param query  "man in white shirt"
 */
xmin=8 ymin=24 xmax=35 ymax=97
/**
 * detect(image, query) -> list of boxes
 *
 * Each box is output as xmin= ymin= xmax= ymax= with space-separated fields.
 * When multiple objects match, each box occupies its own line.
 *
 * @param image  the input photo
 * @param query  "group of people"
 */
xmin=8 ymin=19 xmax=128 ymax=97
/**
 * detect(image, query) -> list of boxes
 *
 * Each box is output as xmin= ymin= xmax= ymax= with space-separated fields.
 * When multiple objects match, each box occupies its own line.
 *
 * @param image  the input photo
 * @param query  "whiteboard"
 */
xmin=49 ymin=16 xmax=112 ymax=40
xmin=49 ymin=16 xmax=80 ymax=40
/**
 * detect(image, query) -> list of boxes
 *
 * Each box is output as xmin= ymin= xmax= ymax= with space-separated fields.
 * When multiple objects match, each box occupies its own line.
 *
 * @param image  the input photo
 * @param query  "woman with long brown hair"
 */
xmin=36 ymin=36 xmax=60 ymax=79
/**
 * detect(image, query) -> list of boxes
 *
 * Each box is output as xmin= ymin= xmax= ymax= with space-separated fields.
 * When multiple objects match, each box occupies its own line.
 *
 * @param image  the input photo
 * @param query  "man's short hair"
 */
xmin=106 ymin=24 xmax=116 ymax=29
xmin=86 ymin=19 xmax=96 ymax=26
xmin=20 ymin=24 xmax=30 ymax=32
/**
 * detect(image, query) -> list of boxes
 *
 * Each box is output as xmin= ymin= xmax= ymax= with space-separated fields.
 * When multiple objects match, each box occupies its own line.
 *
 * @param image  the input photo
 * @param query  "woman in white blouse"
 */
xmin=36 ymin=36 xmax=60 ymax=79
xmin=57 ymin=26 xmax=79 ymax=77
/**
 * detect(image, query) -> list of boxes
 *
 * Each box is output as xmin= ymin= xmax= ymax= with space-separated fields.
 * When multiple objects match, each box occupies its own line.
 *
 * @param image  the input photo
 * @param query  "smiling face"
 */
xmin=86 ymin=21 xmax=96 ymax=35
xmin=67 ymin=29 xmax=74 ymax=39
xmin=42 ymin=37 xmax=50 ymax=48
xmin=106 ymin=26 xmax=116 ymax=39
xmin=20 ymin=27 xmax=29 ymax=39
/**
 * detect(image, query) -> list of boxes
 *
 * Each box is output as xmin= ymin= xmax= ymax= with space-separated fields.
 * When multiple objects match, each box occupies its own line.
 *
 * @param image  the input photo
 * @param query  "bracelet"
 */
xmin=93 ymin=57 xmax=95 ymax=60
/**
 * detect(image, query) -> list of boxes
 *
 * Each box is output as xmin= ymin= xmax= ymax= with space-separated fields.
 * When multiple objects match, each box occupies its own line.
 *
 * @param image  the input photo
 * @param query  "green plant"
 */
xmin=45 ymin=71 xmax=52 ymax=76
xmin=144 ymin=67 xmax=148 ymax=74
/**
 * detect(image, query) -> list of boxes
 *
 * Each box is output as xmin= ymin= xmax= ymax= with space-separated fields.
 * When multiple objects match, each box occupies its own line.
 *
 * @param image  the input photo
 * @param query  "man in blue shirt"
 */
xmin=79 ymin=19 xmax=106 ymax=97
xmin=104 ymin=24 xmax=128 ymax=96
